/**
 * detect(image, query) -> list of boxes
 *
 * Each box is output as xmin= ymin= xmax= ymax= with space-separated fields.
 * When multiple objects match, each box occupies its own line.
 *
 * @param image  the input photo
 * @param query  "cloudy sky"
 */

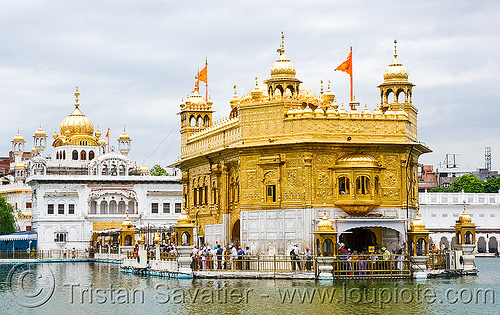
xmin=0 ymin=1 xmax=499 ymax=171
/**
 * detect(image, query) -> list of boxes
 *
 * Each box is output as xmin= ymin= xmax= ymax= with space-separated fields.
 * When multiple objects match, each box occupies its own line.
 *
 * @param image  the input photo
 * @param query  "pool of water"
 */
xmin=1 ymin=259 xmax=498 ymax=314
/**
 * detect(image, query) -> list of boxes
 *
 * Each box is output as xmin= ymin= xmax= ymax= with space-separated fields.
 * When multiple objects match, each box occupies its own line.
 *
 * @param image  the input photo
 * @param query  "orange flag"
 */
xmin=335 ymin=52 xmax=352 ymax=76
xmin=105 ymin=126 xmax=110 ymax=138
xmin=197 ymin=65 xmax=207 ymax=83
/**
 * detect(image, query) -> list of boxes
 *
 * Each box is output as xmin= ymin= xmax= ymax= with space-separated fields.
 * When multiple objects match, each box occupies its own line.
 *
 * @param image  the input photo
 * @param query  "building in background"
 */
xmin=3 ymin=88 xmax=182 ymax=249
xmin=419 ymin=191 xmax=500 ymax=254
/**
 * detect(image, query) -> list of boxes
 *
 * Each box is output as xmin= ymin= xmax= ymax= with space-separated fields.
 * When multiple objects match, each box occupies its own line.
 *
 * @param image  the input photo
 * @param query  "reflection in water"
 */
xmin=0 ymin=260 xmax=498 ymax=314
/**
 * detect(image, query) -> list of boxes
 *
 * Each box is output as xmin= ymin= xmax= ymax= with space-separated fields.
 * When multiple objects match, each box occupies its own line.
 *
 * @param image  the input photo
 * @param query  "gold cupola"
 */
xmin=317 ymin=213 xmax=334 ymax=231
xmin=458 ymin=206 xmax=472 ymax=224
xmin=383 ymin=40 xmax=409 ymax=83
xmin=270 ymin=35 xmax=296 ymax=79
xmin=12 ymin=132 xmax=24 ymax=142
xmin=54 ymin=87 xmax=100 ymax=147
xmin=59 ymin=87 xmax=94 ymax=137
xmin=410 ymin=215 xmax=426 ymax=231
xmin=121 ymin=212 xmax=134 ymax=230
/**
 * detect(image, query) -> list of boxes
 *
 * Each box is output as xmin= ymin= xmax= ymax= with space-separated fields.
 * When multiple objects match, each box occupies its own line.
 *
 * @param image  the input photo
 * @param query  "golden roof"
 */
xmin=119 ymin=126 xmax=130 ymax=140
xmin=12 ymin=132 xmax=24 ymax=142
xmin=121 ymin=212 xmax=134 ymax=230
xmin=34 ymin=126 xmax=47 ymax=137
xmin=410 ymin=215 xmax=426 ymax=231
xmin=383 ymin=40 xmax=409 ymax=82
xmin=15 ymin=161 xmax=26 ymax=169
xmin=317 ymin=213 xmax=334 ymax=231
xmin=459 ymin=204 xmax=472 ymax=224
xmin=177 ymin=211 xmax=192 ymax=226
xmin=336 ymin=153 xmax=379 ymax=168
xmin=59 ymin=87 xmax=95 ymax=138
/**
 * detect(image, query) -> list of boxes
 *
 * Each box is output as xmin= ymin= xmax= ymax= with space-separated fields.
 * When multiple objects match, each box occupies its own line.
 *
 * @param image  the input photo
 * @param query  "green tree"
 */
xmin=484 ymin=177 xmax=500 ymax=193
xmin=449 ymin=174 xmax=484 ymax=193
xmin=0 ymin=195 xmax=16 ymax=235
xmin=150 ymin=164 xmax=167 ymax=176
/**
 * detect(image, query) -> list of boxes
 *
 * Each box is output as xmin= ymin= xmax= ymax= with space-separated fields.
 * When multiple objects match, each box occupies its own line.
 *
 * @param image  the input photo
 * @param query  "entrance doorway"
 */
xmin=340 ymin=228 xmax=377 ymax=252
xmin=231 ymin=220 xmax=240 ymax=246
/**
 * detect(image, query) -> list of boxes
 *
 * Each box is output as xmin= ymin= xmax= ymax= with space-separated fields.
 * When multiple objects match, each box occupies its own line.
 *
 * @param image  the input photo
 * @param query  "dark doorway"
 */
xmin=340 ymin=228 xmax=377 ymax=252
xmin=231 ymin=220 xmax=240 ymax=246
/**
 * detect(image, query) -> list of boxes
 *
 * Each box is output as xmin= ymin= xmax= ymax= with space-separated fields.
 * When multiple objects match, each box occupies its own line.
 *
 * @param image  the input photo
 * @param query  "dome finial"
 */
xmin=74 ymin=87 xmax=80 ymax=108
xmin=233 ymin=85 xmax=237 ymax=95
xmin=277 ymin=31 xmax=285 ymax=56
xmin=320 ymin=80 xmax=324 ymax=95
xmin=255 ymin=76 xmax=258 ymax=86
xmin=327 ymin=80 xmax=331 ymax=90
xmin=394 ymin=39 xmax=398 ymax=59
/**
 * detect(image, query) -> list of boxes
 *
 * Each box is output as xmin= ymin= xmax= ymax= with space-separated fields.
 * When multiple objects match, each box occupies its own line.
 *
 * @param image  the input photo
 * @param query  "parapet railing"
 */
xmin=330 ymin=254 xmax=410 ymax=278
xmin=192 ymin=254 xmax=316 ymax=273
xmin=0 ymin=249 xmax=90 ymax=260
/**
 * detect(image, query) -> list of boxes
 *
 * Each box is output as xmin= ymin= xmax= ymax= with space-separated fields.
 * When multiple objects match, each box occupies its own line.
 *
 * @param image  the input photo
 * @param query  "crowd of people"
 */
xmin=336 ymin=245 xmax=407 ymax=274
xmin=190 ymin=243 xmax=254 ymax=270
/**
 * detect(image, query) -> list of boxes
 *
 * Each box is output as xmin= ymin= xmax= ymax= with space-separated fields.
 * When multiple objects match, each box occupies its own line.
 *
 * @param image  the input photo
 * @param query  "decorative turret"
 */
xmin=118 ymin=125 xmax=132 ymax=156
xmin=174 ymin=210 xmax=194 ymax=246
xmin=12 ymin=128 xmax=25 ymax=163
xmin=264 ymin=32 xmax=302 ymax=101
xmin=313 ymin=210 xmax=338 ymax=256
xmin=139 ymin=163 xmax=149 ymax=176
xmin=377 ymin=40 xmax=416 ymax=132
xmin=33 ymin=122 xmax=48 ymax=156
xmin=178 ymin=76 xmax=214 ymax=149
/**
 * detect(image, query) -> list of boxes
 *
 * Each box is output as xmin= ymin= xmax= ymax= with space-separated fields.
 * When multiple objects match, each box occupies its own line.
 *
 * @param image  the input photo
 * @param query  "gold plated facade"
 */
xmin=176 ymin=38 xmax=430 ymax=246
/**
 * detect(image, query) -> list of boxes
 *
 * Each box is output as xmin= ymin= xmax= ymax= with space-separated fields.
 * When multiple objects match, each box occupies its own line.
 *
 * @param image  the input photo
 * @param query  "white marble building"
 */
xmin=28 ymin=174 xmax=182 ymax=250
xmin=4 ymin=88 xmax=183 ymax=249
xmin=419 ymin=191 xmax=500 ymax=253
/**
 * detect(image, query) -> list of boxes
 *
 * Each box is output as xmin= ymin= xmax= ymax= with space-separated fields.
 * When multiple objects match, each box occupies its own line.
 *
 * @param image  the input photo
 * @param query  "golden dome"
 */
xmin=31 ymin=147 xmax=37 ymax=153
xmin=98 ymin=138 xmax=106 ymax=145
xmin=317 ymin=213 xmax=334 ymax=231
xmin=322 ymin=81 xmax=335 ymax=104
xmin=336 ymin=153 xmax=379 ymax=168
xmin=35 ymin=127 xmax=46 ymax=137
xmin=410 ymin=215 xmax=426 ymax=231
xmin=95 ymin=130 xmax=101 ymax=138
xmin=177 ymin=211 xmax=192 ymax=226
xmin=53 ymin=130 xmax=58 ymax=139
xmin=15 ymin=161 xmax=26 ymax=169
xmin=60 ymin=107 xmax=94 ymax=137
xmin=298 ymin=84 xmax=317 ymax=102
xmin=121 ymin=212 xmax=134 ymax=229
xmin=119 ymin=132 xmax=130 ymax=140
xmin=59 ymin=87 xmax=94 ymax=138
xmin=459 ymin=205 xmax=472 ymax=224
xmin=12 ymin=133 xmax=24 ymax=142
xmin=153 ymin=232 xmax=162 ymax=245
xmin=383 ymin=40 xmax=408 ymax=82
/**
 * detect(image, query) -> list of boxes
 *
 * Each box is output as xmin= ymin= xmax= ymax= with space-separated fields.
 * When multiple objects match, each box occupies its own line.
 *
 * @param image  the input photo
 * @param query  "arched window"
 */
xmin=374 ymin=176 xmax=379 ymax=194
xmin=356 ymin=176 xmax=371 ymax=195
xmin=72 ymin=150 xmax=78 ymax=160
xmin=90 ymin=201 xmax=97 ymax=214
xmin=190 ymin=116 xmax=196 ymax=127
xmin=128 ymin=200 xmax=135 ymax=213
xmin=338 ymin=176 xmax=350 ymax=195
xmin=197 ymin=116 xmax=203 ymax=127
xmin=100 ymin=201 xmax=108 ymax=214
xmin=80 ymin=150 xmax=86 ymax=160
xmin=465 ymin=231 xmax=473 ymax=245
xmin=109 ymin=200 xmax=117 ymax=214
xmin=63 ymin=151 xmax=66 ymax=160
xmin=89 ymin=151 xmax=95 ymax=160
xmin=203 ymin=115 xmax=210 ymax=126
xmin=118 ymin=201 xmax=126 ymax=214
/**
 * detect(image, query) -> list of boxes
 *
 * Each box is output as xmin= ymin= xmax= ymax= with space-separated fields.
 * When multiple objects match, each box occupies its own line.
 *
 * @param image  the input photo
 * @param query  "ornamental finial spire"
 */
xmin=394 ymin=39 xmax=398 ymax=59
xmin=74 ymin=87 xmax=80 ymax=108
xmin=277 ymin=31 xmax=285 ymax=56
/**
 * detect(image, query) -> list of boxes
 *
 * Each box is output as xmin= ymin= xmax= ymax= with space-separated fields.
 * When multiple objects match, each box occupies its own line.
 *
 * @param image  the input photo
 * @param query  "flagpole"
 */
xmin=350 ymin=46 xmax=353 ymax=102
xmin=205 ymin=56 xmax=208 ymax=102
